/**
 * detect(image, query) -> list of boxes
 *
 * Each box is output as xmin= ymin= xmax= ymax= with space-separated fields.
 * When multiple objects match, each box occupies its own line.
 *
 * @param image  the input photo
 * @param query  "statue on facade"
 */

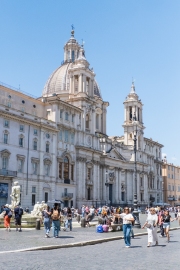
xmin=10 ymin=181 xmax=21 ymax=209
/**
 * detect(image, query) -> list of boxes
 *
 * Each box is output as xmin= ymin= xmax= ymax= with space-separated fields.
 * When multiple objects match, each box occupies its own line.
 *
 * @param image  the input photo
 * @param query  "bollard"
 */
xmin=80 ymin=217 xmax=85 ymax=227
xmin=36 ymin=219 xmax=41 ymax=230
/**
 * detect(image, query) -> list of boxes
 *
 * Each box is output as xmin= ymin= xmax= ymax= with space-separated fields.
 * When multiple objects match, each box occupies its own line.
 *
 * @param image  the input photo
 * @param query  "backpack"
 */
xmin=19 ymin=208 xmax=23 ymax=216
xmin=8 ymin=210 xmax=12 ymax=218
xmin=52 ymin=209 xmax=59 ymax=220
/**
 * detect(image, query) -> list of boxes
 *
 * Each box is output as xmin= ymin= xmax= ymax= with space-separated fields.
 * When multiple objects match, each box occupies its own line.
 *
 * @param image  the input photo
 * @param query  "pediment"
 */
xmin=107 ymin=148 xmax=126 ymax=161
xmin=1 ymin=149 xmax=11 ymax=157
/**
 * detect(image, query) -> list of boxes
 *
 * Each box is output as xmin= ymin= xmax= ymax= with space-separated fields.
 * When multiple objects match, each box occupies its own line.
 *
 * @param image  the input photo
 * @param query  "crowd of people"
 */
xmin=1 ymin=202 xmax=180 ymax=245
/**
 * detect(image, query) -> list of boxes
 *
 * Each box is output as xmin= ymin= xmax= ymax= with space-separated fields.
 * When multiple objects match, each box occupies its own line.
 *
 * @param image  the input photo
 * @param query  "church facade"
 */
xmin=0 ymin=29 xmax=163 ymax=210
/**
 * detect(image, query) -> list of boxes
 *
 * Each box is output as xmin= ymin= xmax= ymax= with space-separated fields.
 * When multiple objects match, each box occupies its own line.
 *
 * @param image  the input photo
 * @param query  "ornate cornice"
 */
xmin=76 ymin=156 xmax=87 ymax=163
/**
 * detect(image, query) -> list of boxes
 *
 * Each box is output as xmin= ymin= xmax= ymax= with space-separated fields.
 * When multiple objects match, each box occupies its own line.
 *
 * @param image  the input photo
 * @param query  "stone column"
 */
xmin=102 ymin=166 xmax=106 ymax=202
xmin=83 ymin=75 xmax=86 ymax=93
xmin=92 ymin=108 xmax=95 ymax=134
xmin=82 ymin=161 xmax=86 ymax=199
xmin=93 ymin=164 xmax=96 ymax=200
xmin=89 ymin=79 xmax=92 ymax=96
xmin=40 ymin=129 xmax=44 ymax=177
xmin=115 ymin=169 xmax=119 ymax=203
xmin=97 ymin=164 xmax=100 ymax=200
xmin=118 ymin=169 xmax=121 ymax=201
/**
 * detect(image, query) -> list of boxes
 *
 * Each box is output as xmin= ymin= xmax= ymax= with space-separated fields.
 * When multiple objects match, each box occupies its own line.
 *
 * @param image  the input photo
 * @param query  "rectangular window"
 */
xmin=168 ymin=184 xmax=171 ymax=191
xmin=2 ymin=157 xmax=8 ymax=169
xmin=171 ymin=167 xmax=173 ymax=171
xmin=20 ymin=125 xmax=24 ymax=132
xmin=168 ymin=166 xmax=170 ymax=170
xmin=4 ymin=134 xmax=8 ymax=144
xmin=59 ymin=130 xmax=63 ymax=141
xmin=64 ymin=130 xmax=69 ymax=142
xmin=34 ymin=129 xmax=38 ymax=135
xmin=71 ymin=133 xmax=74 ymax=144
xmin=4 ymin=120 xmax=9 ymax=128
xmin=19 ymin=137 xmax=23 ymax=147
xmin=72 ymin=114 xmax=75 ymax=123
xmin=59 ymin=162 xmax=62 ymax=178
xmin=121 ymin=192 xmax=125 ymax=201
xmin=46 ymin=110 xmax=51 ymax=117
xmin=45 ymin=192 xmax=48 ymax=203
xmin=140 ymin=193 xmax=143 ymax=202
xmin=71 ymin=165 xmax=74 ymax=180
xmin=172 ymin=185 xmax=174 ymax=191
xmin=32 ymin=163 xmax=38 ymax=175
xmin=65 ymin=112 xmax=69 ymax=121
xmin=32 ymin=186 xmax=36 ymax=193
xmin=168 ymin=174 xmax=170 ymax=178
xmin=178 ymin=186 xmax=180 ymax=192
xmin=140 ymin=177 xmax=143 ymax=187
xmin=7 ymin=102 xmax=11 ymax=108
xmin=18 ymin=160 xmax=23 ymax=173
xmin=172 ymin=174 xmax=174 ymax=179
xmin=96 ymin=114 xmax=99 ymax=129
xmin=60 ymin=110 xmax=63 ymax=119
xmin=33 ymin=140 xmax=37 ymax=150
xmin=32 ymin=194 xmax=36 ymax=206
xmin=46 ymin=143 xmax=49 ymax=153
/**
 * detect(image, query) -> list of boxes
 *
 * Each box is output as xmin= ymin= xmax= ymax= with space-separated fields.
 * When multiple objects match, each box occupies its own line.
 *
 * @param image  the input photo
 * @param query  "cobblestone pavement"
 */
xmin=0 ymin=214 xmax=179 ymax=252
xmin=0 ymin=229 xmax=180 ymax=270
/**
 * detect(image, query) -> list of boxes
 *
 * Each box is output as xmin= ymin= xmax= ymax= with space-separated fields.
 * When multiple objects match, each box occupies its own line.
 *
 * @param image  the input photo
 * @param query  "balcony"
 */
xmin=62 ymin=193 xmax=73 ymax=200
xmin=168 ymin=196 xmax=176 ymax=201
xmin=0 ymin=169 xmax=17 ymax=177
xmin=64 ymin=179 xmax=70 ymax=184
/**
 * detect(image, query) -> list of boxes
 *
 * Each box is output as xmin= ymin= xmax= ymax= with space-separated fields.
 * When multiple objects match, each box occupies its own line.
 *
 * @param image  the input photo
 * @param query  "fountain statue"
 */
xmin=10 ymin=181 xmax=21 ymax=209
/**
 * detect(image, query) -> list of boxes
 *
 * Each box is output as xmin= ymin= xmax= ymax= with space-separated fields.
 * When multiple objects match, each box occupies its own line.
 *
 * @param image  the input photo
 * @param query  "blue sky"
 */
xmin=0 ymin=0 xmax=180 ymax=165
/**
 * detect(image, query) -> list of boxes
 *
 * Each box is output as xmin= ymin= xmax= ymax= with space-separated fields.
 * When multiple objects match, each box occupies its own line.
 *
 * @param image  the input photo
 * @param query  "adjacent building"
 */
xmin=0 ymin=29 xmax=164 ymax=210
xmin=162 ymin=159 xmax=180 ymax=206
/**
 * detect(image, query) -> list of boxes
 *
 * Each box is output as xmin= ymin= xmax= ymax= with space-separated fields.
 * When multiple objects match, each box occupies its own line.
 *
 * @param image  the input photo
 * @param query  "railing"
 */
xmin=62 ymin=193 xmax=73 ymax=199
xmin=0 ymin=169 xmax=17 ymax=177
xmin=168 ymin=196 xmax=176 ymax=201
xmin=64 ymin=179 xmax=70 ymax=184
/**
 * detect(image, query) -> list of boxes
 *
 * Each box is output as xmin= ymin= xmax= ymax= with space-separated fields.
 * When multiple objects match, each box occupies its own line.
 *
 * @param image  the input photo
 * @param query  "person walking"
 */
xmin=51 ymin=203 xmax=61 ymax=238
xmin=3 ymin=204 xmax=12 ymax=231
xmin=114 ymin=207 xmax=134 ymax=248
xmin=162 ymin=210 xmax=176 ymax=243
xmin=142 ymin=207 xmax=158 ymax=247
xmin=65 ymin=207 xmax=72 ymax=231
xmin=177 ymin=209 xmax=180 ymax=226
xmin=42 ymin=205 xmax=51 ymax=238
xmin=158 ymin=210 xmax=165 ymax=238
xmin=14 ymin=204 xmax=23 ymax=232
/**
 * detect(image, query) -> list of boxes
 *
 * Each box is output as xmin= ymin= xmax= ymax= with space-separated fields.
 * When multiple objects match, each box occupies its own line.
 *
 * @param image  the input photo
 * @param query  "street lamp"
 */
xmin=105 ymin=171 xmax=109 ymax=205
xmin=133 ymin=125 xmax=141 ymax=228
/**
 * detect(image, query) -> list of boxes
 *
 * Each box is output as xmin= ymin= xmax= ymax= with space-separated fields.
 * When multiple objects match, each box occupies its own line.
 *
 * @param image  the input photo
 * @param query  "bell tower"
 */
xmin=123 ymin=82 xmax=145 ymax=150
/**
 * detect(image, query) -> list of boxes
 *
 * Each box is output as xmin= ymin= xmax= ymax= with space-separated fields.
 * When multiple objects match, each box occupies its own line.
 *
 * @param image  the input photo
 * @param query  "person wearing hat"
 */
xmin=3 ymin=204 xmax=12 ymax=231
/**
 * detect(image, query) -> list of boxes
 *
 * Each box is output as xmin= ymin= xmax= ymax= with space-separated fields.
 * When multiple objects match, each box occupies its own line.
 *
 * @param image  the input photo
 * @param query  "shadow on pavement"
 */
xmin=129 ymin=246 xmax=142 ymax=248
xmin=58 ymin=236 xmax=74 ymax=239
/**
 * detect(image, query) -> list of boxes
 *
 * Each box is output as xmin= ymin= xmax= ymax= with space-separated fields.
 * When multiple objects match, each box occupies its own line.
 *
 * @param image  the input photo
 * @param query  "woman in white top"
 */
xmin=142 ymin=207 xmax=158 ymax=247
xmin=114 ymin=207 xmax=134 ymax=248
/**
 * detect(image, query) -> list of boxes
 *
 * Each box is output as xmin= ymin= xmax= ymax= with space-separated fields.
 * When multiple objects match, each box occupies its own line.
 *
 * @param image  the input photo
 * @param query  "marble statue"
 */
xmin=10 ymin=181 xmax=21 ymax=209
xmin=31 ymin=201 xmax=48 ymax=217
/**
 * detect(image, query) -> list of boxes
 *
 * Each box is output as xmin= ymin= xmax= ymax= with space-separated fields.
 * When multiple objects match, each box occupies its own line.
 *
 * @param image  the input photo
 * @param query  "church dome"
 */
xmin=42 ymin=29 xmax=102 ymax=98
xmin=42 ymin=62 xmax=102 ymax=98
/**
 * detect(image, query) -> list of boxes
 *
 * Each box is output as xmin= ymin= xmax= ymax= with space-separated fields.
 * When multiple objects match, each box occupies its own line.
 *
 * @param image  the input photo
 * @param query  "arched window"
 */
xmin=64 ymin=157 xmax=69 ymax=179
xmin=86 ymin=114 xmax=89 ymax=129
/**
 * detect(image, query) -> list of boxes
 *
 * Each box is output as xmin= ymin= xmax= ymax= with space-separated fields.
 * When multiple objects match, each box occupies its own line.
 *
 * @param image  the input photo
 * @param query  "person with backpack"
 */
xmin=3 ymin=204 xmax=12 ymax=231
xmin=51 ymin=203 xmax=61 ymax=238
xmin=14 ymin=204 xmax=23 ymax=232
xmin=42 ymin=205 xmax=51 ymax=237
xmin=64 ymin=207 xmax=72 ymax=231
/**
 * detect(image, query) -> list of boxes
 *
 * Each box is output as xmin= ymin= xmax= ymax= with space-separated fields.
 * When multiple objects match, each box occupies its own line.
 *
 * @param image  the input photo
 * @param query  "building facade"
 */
xmin=0 ymin=29 xmax=163 ymax=210
xmin=162 ymin=159 xmax=180 ymax=206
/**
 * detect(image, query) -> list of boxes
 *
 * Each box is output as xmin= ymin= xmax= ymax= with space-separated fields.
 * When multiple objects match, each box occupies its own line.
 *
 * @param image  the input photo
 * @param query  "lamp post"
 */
xmin=133 ymin=126 xmax=141 ymax=228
